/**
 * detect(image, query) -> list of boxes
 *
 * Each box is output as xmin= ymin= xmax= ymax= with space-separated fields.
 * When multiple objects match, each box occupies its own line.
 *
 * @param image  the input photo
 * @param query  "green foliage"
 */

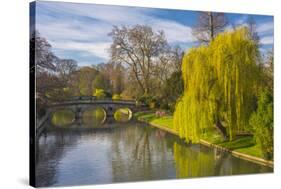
xmin=76 ymin=67 xmax=99 ymax=96
xmin=250 ymin=89 xmax=273 ymax=160
xmin=112 ymin=94 xmax=121 ymax=100
xmin=263 ymin=50 xmax=274 ymax=91
xmin=92 ymin=74 xmax=112 ymax=92
xmin=93 ymin=88 xmax=106 ymax=99
xmin=162 ymin=71 xmax=184 ymax=111
xmin=174 ymin=27 xmax=261 ymax=143
xmin=137 ymin=95 xmax=160 ymax=109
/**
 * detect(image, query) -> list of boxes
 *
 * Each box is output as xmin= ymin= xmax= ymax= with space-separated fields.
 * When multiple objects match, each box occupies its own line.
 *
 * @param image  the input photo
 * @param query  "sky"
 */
xmin=33 ymin=1 xmax=274 ymax=66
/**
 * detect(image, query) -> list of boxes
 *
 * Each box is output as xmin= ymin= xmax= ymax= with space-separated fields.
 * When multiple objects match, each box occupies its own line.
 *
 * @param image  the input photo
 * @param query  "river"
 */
xmin=35 ymin=110 xmax=273 ymax=187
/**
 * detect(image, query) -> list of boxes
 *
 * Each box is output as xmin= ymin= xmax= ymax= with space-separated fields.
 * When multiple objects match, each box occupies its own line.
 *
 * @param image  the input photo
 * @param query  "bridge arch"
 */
xmin=113 ymin=107 xmax=133 ymax=122
xmin=50 ymin=108 xmax=75 ymax=126
xmin=82 ymin=107 xmax=107 ymax=126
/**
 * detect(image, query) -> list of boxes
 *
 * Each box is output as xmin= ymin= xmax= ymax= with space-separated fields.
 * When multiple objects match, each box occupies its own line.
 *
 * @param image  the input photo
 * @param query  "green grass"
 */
xmin=235 ymin=145 xmax=263 ymax=158
xmin=135 ymin=111 xmax=173 ymax=129
xmin=201 ymin=128 xmax=223 ymax=143
xmin=202 ymin=129 xmax=264 ymax=159
xmin=151 ymin=115 xmax=173 ymax=129
xmin=216 ymin=136 xmax=255 ymax=150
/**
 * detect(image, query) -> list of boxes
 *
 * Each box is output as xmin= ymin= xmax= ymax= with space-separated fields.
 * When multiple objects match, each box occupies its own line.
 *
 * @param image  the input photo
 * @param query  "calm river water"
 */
xmin=35 ymin=111 xmax=273 ymax=187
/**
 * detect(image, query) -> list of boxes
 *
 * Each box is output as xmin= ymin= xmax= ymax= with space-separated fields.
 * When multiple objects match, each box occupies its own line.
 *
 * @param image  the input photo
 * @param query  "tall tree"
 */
xmin=94 ymin=62 xmax=125 ymax=94
xmin=263 ymin=50 xmax=274 ymax=91
xmin=250 ymin=89 xmax=273 ymax=160
xmin=174 ymin=27 xmax=261 ymax=142
xmin=109 ymin=25 xmax=169 ymax=95
xmin=92 ymin=73 xmax=112 ymax=92
xmin=31 ymin=31 xmax=57 ymax=72
xmin=192 ymin=12 xmax=227 ymax=44
xmin=161 ymin=71 xmax=184 ymax=111
xmin=56 ymin=59 xmax=78 ymax=85
xmin=72 ymin=67 xmax=99 ymax=96
xmin=246 ymin=16 xmax=260 ymax=44
xmin=31 ymin=31 xmax=63 ymax=107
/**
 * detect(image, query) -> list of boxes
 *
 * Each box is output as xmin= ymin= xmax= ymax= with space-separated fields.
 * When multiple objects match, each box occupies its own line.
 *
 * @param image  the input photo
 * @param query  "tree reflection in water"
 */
xmin=82 ymin=108 xmax=106 ymax=127
xmin=35 ymin=129 xmax=80 ymax=187
xmin=110 ymin=124 xmax=176 ymax=182
xmin=173 ymin=140 xmax=271 ymax=178
xmin=173 ymin=141 xmax=215 ymax=178
xmin=36 ymin=121 xmax=272 ymax=187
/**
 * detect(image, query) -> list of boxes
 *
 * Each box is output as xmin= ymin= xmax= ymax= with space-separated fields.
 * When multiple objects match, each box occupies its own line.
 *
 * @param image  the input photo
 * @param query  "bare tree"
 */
xmin=246 ymin=16 xmax=260 ymax=44
xmin=109 ymin=25 xmax=169 ymax=95
xmin=30 ymin=31 xmax=57 ymax=72
xmin=192 ymin=12 xmax=227 ymax=44
xmin=153 ymin=46 xmax=183 ymax=85
xmin=56 ymin=59 xmax=78 ymax=84
xmin=171 ymin=46 xmax=184 ymax=72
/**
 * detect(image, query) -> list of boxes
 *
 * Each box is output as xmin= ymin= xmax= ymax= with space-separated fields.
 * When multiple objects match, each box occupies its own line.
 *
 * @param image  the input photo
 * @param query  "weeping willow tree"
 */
xmin=173 ymin=27 xmax=261 ymax=142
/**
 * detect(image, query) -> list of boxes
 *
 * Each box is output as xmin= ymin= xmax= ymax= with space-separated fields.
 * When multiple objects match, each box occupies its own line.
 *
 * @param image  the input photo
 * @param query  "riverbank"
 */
xmin=134 ymin=111 xmax=273 ymax=168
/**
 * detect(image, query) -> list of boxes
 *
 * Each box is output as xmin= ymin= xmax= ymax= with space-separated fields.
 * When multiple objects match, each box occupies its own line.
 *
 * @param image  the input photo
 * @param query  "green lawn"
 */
xmin=135 ymin=111 xmax=265 ymax=159
xmin=202 ymin=128 xmax=264 ymax=159
xmin=215 ymin=136 xmax=255 ymax=150
xmin=134 ymin=111 xmax=173 ymax=129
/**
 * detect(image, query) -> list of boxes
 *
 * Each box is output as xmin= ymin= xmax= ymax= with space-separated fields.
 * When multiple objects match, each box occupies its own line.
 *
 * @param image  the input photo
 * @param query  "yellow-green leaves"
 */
xmin=173 ymin=27 xmax=261 ymax=143
xmin=93 ymin=88 xmax=106 ymax=99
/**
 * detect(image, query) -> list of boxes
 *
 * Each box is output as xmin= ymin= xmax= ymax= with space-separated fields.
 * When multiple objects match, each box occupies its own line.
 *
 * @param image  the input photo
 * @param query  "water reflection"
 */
xmin=51 ymin=109 xmax=75 ymax=126
xmin=82 ymin=108 xmax=106 ymax=127
xmin=36 ymin=122 xmax=273 ymax=187
xmin=35 ymin=129 xmax=80 ymax=186
xmin=173 ymin=141 xmax=271 ymax=178
xmin=114 ymin=108 xmax=132 ymax=122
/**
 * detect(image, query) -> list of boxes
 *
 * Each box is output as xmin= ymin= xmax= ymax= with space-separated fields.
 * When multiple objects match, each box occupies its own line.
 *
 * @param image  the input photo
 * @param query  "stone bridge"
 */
xmin=47 ymin=98 xmax=148 ymax=123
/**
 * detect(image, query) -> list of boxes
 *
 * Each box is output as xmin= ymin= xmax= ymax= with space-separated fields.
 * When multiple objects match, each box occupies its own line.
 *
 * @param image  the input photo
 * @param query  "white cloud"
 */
xmin=150 ymin=19 xmax=195 ymax=43
xmin=37 ymin=19 xmax=112 ymax=42
xmin=235 ymin=15 xmax=248 ymax=26
xmin=257 ymin=21 xmax=274 ymax=34
xmin=260 ymin=36 xmax=273 ymax=45
xmin=38 ymin=2 xmax=152 ymax=25
xmin=36 ymin=1 xmax=196 ymax=63
xmin=51 ymin=40 xmax=111 ymax=60
xmin=36 ymin=2 xmax=274 ymax=65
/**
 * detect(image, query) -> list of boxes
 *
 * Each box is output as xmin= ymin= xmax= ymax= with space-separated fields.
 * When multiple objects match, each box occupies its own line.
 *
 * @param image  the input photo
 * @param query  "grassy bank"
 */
xmin=135 ymin=111 xmax=270 ymax=163
xmin=201 ymin=129 xmax=263 ymax=158
xmin=134 ymin=111 xmax=173 ymax=129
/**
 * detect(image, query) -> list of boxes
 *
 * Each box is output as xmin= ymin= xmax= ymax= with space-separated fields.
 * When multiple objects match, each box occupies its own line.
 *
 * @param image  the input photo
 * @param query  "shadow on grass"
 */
xmin=215 ymin=136 xmax=256 ymax=150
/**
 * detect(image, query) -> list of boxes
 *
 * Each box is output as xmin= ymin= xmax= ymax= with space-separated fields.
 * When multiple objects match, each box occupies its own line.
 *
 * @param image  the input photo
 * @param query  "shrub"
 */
xmin=250 ymin=89 xmax=273 ymax=160
xmin=112 ymin=94 xmax=121 ymax=100
xmin=93 ymin=88 xmax=106 ymax=99
xmin=137 ymin=95 xmax=160 ymax=109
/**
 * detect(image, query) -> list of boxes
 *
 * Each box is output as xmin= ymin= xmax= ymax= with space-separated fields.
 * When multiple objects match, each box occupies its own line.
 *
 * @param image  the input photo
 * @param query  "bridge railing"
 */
xmin=48 ymin=98 xmax=147 ymax=107
xmin=63 ymin=96 xmax=136 ymax=103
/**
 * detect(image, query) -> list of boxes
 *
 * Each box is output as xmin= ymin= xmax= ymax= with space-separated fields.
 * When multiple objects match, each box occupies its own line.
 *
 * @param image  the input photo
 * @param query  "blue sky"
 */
xmin=34 ymin=1 xmax=274 ymax=66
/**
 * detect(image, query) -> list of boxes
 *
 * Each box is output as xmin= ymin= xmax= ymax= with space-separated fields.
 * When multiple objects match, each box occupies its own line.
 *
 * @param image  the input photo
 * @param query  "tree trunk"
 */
xmin=215 ymin=119 xmax=227 ymax=140
xmin=208 ymin=12 xmax=214 ymax=40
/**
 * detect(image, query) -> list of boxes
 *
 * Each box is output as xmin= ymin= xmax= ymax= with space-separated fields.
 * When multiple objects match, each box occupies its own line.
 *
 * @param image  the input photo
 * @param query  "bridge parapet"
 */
xmin=48 ymin=99 xmax=148 ymax=119
xmin=49 ymin=99 xmax=142 ymax=107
